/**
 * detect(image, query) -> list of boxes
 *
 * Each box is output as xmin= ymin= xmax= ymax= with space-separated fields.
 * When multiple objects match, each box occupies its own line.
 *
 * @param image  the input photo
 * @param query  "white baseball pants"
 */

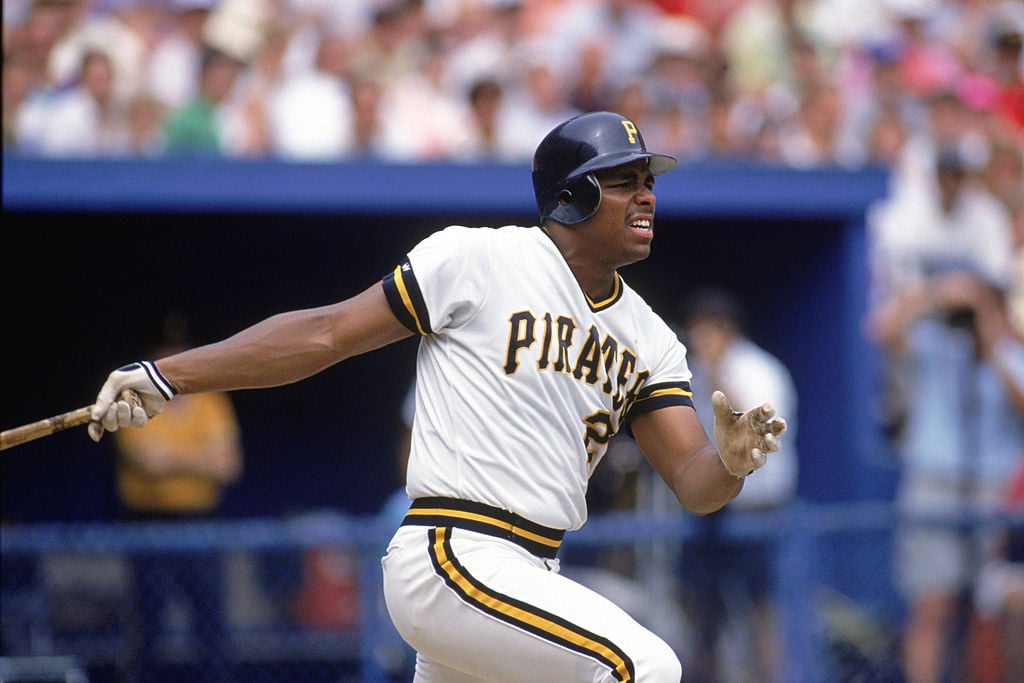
xmin=382 ymin=524 xmax=682 ymax=682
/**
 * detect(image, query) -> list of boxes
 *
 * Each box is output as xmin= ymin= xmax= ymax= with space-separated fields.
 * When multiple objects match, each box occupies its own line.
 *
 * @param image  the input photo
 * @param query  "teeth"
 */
xmin=632 ymin=219 xmax=651 ymax=228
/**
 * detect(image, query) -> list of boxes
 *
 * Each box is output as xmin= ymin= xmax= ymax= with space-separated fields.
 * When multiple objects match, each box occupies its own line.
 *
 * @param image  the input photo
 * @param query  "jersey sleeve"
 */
xmin=628 ymin=379 xmax=694 ymax=416
xmin=381 ymin=226 xmax=489 ymax=336
xmin=382 ymin=258 xmax=430 ymax=334
xmin=624 ymin=316 xmax=694 ymax=422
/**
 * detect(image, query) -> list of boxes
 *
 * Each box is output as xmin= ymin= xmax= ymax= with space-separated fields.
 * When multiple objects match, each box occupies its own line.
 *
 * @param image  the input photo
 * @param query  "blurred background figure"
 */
xmin=265 ymin=30 xmax=354 ymax=160
xmin=14 ymin=48 xmax=131 ymax=157
xmin=673 ymin=286 xmax=799 ymax=683
xmin=560 ymin=285 xmax=800 ymax=680
xmin=124 ymin=90 xmax=167 ymax=156
xmin=494 ymin=58 xmax=580 ymax=161
xmin=449 ymin=76 xmax=505 ymax=161
xmin=113 ymin=311 xmax=244 ymax=680
xmin=865 ymin=141 xmax=1022 ymax=682
xmin=144 ymin=0 xmax=216 ymax=112
xmin=160 ymin=45 xmax=246 ymax=155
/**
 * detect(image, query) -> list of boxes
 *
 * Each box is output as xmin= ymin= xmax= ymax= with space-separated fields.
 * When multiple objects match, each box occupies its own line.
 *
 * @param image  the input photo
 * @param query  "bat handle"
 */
xmin=0 ymin=389 xmax=143 ymax=452
xmin=0 ymin=407 xmax=93 ymax=450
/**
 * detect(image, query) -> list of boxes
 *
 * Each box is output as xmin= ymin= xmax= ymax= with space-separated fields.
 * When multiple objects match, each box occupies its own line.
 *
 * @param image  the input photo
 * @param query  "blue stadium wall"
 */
xmin=1 ymin=156 xmax=892 ymax=523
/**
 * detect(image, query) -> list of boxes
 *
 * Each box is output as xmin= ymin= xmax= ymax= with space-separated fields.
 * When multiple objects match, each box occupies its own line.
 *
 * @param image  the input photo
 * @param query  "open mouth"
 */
xmin=630 ymin=218 xmax=653 ymax=236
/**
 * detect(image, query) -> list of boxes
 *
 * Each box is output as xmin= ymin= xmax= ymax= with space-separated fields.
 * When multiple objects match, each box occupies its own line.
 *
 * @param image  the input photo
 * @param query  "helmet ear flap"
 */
xmin=548 ymin=174 xmax=601 ymax=225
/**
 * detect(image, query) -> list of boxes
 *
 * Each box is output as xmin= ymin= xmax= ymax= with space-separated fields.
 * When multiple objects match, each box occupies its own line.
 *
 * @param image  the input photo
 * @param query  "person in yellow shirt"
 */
xmin=115 ymin=390 xmax=242 ymax=517
xmin=113 ymin=313 xmax=243 ymax=680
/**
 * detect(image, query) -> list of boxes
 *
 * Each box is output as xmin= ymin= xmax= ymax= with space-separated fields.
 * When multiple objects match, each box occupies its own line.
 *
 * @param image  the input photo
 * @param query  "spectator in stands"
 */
xmin=966 ymin=320 xmax=1024 ymax=683
xmin=14 ymin=48 xmax=131 ymax=156
xmin=834 ymin=39 xmax=928 ymax=170
xmin=495 ymin=58 xmax=580 ymax=161
xmin=161 ymin=45 xmax=245 ymax=155
xmin=1000 ymin=461 xmax=1024 ymax=682
xmin=609 ymin=77 xmax=687 ymax=161
xmin=441 ymin=0 xmax=527 ymax=106
xmin=544 ymin=0 xmax=664 ymax=88
xmin=346 ymin=1 xmax=427 ymax=91
xmin=2 ymin=49 xmax=44 ymax=150
xmin=674 ymin=286 xmax=799 ymax=683
xmin=444 ymin=75 xmax=506 ymax=162
xmin=4 ymin=0 xmax=78 ymax=89
xmin=889 ymin=90 xmax=989 ymax=222
xmin=124 ymin=90 xmax=167 ymax=157
xmin=889 ymin=0 xmax=964 ymax=99
xmin=2 ymin=0 xmax=1013 ymax=176
xmin=717 ymin=0 xmax=803 ymax=102
xmin=144 ymin=0 xmax=215 ymax=111
xmin=223 ymin=21 xmax=295 ymax=158
xmin=347 ymin=75 xmax=388 ymax=158
xmin=981 ymin=143 xmax=1023 ymax=243
xmin=865 ymin=146 xmax=1022 ymax=683
xmin=44 ymin=0 xmax=149 ymax=104
xmin=643 ymin=16 xmax=714 ymax=161
xmin=377 ymin=35 xmax=474 ymax=161
xmin=987 ymin=23 xmax=1024 ymax=141
xmin=113 ymin=312 xmax=244 ymax=680
xmin=777 ymin=83 xmax=843 ymax=167
xmin=863 ymin=104 xmax=912 ymax=169
xmin=700 ymin=94 xmax=732 ymax=159
xmin=265 ymin=30 xmax=354 ymax=160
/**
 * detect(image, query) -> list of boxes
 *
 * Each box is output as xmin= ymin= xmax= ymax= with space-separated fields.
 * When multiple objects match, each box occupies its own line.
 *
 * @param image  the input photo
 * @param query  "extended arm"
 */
xmin=89 ymin=284 xmax=413 ymax=440
xmin=158 ymin=283 xmax=410 ymax=393
xmin=632 ymin=393 xmax=787 ymax=515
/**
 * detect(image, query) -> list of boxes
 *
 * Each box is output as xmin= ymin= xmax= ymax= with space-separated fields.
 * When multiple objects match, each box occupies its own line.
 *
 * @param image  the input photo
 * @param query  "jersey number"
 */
xmin=582 ymin=410 xmax=614 ymax=465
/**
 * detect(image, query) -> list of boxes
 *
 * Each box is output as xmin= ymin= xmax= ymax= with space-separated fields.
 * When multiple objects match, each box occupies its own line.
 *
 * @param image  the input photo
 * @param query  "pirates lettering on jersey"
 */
xmin=382 ymin=249 xmax=694 ymax=468
xmin=505 ymin=309 xmax=650 ymax=418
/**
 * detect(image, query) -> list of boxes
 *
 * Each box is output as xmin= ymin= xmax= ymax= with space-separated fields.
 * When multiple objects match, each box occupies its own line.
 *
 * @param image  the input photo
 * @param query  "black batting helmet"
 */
xmin=532 ymin=111 xmax=677 ymax=225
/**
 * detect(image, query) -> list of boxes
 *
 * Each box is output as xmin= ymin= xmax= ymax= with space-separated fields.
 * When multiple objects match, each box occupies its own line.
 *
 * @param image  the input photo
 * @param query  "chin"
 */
xmin=622 ymin=247 xmax=650 ymax=266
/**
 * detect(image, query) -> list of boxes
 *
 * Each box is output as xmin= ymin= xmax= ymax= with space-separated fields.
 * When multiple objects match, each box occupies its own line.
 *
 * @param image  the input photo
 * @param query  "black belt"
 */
xmin=401 ymin=497 xmax=565 ymax=559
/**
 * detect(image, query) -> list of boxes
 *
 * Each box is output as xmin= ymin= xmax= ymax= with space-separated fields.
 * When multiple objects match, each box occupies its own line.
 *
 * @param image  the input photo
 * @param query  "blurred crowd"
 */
xmin=3 ymin=2 xmax=1023 ymax=680
xmin=2 ymin=0 xmax=1022 ymax=177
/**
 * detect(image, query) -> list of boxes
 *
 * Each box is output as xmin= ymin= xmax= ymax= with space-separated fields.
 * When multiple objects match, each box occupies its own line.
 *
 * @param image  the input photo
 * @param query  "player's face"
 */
xmin=587 ymin=160 xmax=658 ymax=268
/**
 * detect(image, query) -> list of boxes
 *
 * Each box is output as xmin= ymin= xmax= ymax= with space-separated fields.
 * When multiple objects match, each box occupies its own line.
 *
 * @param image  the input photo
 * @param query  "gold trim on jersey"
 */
xmin=402 ymin=497 xmax=564 ymax=559
xmin=640 ymin=386 xmax=692 ymax=401
xmin=382 ymin=260 xmax=432 ymax=335
xmin=427 ymin=527 xmax=635 ymax=682
xmin=628 ymin=381 xmax=695 ymax=416
xmin=584 ymin=272 xmax=623 ymax=311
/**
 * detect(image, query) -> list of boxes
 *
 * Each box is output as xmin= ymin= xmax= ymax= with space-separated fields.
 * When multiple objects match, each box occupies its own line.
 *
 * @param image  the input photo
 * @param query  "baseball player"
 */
xmin=89 ymin=111 xmax=787 ymax=682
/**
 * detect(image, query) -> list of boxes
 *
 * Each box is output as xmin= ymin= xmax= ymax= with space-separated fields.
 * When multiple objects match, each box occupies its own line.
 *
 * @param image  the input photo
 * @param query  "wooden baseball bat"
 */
xmin=0 ymin=390 xmax=142 ymax=451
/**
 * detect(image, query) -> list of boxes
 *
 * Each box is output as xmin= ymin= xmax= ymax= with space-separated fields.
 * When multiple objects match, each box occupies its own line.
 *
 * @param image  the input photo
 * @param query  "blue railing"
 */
xmin=4 ymin=502 xmax=1021 ymax=682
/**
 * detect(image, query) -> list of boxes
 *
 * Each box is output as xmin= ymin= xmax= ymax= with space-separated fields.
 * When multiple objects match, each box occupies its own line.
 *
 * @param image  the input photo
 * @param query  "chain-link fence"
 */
xmin=1 ymin=513 xmax=410 ymax=683
xmin=3 ymin=505 xmax=1022 ymax=682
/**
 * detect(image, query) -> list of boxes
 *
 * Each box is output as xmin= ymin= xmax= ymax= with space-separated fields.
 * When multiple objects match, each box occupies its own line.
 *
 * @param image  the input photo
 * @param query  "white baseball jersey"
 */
xmin=382 ymin=225 xmax=694 ymax=531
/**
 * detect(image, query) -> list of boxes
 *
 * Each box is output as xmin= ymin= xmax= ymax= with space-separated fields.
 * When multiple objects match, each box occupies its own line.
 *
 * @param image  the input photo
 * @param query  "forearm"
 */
xmin=866 ymin=284 xmax=934 ymax=349
xmin=88 ymin=285 xmax=412 ymax=441
xmin=157 ymin=285 xmax=411 ymax=395
xmin=156 ymin=308 xmax=346 ymax=395
xmin=669 ymin=443 xmax=743 ymax=515
xmin=632 ymin=407 xmax=745 ymax=515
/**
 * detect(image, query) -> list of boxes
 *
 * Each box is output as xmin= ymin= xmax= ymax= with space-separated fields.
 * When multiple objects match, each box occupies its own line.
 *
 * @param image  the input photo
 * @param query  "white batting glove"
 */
xmin=711 ymin=390 xmax=787 ymax=478
xmin=88 ymin=361 xmax=176 ymax=442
